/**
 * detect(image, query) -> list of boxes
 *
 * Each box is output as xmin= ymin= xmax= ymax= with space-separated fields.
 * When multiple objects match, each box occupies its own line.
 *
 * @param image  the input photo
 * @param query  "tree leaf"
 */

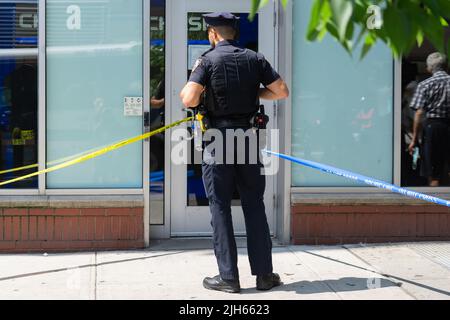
xmin=343 ymin=39 xmax=354 ymax=54
xmin=249 ymin=0 xmax=261 ymax=21
xmin=354 ymin=26 xmax=367 ymax=49
xmin=383 ymin=6 xmax=413 ymax=57
xmin=249 ymin=0 xmax=271 ymax=21
xmin=421 ymin=12 xmax=445 ymax=52
xmin=352 ymin=0 xmax=369 ymax=22
xmin=422 ymin=0 xmax=442 ymax=16
xmin=329 ymin=0 xmax=354 ymax=41
xmin=307 ymin=0 xmax=325 ymax=41
xmin=447 ymin=40 xmax=450 ymax=63
xmin=326 ymin=21 xmax=340 ymax=40
xmin=255 ymin=0 xmax=449 ymax=60
xmin=437 ymin=0 xmax=450 ymax=18
xmin=259 ymin=0 xmax=270 ymax=9
xmin=360 ymin=33 xmax=375 ymax=60
xmin=346 ymin=20 xmax=354 ymax=40
xmin=416 ymin=30 xmax=424 ymax=47
xmin=317 ymin=23 xmax=329 ymax=41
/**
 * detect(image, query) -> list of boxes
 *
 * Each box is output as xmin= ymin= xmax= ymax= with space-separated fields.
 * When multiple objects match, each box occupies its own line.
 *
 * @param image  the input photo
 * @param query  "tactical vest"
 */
xmin=203 ymin=46 xmax=260 ymax=119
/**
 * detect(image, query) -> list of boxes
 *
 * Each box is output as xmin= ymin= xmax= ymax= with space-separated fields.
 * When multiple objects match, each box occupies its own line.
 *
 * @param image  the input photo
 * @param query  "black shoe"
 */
xmin=203 ymin=275 xmax=241 ymax=293
xmin=256 ymin=273 xmax=282 ymax=291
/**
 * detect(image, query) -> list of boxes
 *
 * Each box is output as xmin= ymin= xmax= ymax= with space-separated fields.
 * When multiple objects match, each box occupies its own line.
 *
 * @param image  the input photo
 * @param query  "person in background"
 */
xmin=409 ymin=52 xmax=450 ymax=187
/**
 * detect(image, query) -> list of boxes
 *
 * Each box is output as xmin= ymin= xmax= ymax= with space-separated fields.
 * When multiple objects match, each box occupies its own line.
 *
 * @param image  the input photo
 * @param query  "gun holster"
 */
xmin=251 ymin=105 xmax=269 ymax=130
xmin=195 ymin=105 xmax=211 ymax=132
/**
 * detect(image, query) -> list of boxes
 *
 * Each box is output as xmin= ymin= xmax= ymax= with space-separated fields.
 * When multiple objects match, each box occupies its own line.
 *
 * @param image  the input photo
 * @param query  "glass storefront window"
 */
xmin=46 ymin=0 xmax=143 ymax=189
xmin=291 ymin=0 xmax=394 ymax=187
xmin=0 ymin=1 xmax=38 ymax=189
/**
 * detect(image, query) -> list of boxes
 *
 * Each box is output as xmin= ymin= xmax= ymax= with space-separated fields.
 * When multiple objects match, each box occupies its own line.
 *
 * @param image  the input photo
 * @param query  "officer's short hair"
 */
xmin=427 ymin=52 xmax=448 ymax=72
xmin=211 ymin=26 xmax=236 ymax=40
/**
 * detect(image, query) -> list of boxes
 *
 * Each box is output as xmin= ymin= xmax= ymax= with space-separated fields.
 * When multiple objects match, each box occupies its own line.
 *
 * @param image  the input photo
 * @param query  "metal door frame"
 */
xmin=167 ymin=0 xmax=278 ymax=237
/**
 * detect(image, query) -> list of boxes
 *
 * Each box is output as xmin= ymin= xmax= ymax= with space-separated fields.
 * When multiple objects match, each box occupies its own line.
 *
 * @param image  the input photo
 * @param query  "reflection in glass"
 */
xmin=46 ymin=0 xmax=143 ymax=189
xmin=150 ymin=0 xmax=165 ymax=224
xmin=0 ymin=1 xmax=38 ymax=189
xmin=186 ymin=12 xmax=259 ymax=206
xmin=292 ymin=1 xmax=393 ymax=187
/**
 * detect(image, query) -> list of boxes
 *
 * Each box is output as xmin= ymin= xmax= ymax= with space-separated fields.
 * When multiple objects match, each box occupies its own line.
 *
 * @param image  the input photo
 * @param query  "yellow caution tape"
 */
xmin=195 ymin=113 xmax=207 ymax=133
xmin=0 ymin=163 xmax=36 ymax=175
xmin=0 ymin=117 xmax=193 ymax=187
xmin=0 ymin=135 xmax=143 ymax=176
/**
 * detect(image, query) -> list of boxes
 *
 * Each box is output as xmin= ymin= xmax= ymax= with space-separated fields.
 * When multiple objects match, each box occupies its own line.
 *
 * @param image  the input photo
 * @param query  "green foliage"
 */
xmin=251 ymin=0 xmax=450 ymax=60
xmin=249 ymin=0 xmax=288 ymax=20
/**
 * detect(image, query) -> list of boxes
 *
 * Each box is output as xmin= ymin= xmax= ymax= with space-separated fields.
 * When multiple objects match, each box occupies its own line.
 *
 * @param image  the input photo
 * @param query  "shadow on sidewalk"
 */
xmin=289 ymin=250 xmax=450 ymax=297
xmin=240 ymin=277 xmax=398 ymax=295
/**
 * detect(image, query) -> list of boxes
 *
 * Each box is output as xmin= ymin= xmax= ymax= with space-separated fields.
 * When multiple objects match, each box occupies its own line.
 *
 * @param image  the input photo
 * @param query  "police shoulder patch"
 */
xmin=192 ymin=58 xmax=202 ymax=73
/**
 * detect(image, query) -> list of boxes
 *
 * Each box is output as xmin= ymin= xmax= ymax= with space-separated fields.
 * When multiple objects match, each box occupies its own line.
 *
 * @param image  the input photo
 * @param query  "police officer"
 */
xmin=180 ymin=12 xmax=289 ymax=293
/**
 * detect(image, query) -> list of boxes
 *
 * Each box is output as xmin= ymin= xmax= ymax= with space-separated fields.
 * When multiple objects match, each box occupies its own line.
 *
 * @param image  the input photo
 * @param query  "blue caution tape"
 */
xmin=264 ymin=150 xmax=450 ymax=208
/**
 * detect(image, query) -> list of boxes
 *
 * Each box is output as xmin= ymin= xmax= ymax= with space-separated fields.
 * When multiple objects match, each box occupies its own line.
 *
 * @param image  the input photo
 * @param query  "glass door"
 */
xmin=169 ymin=0 xmax=276 ymax=236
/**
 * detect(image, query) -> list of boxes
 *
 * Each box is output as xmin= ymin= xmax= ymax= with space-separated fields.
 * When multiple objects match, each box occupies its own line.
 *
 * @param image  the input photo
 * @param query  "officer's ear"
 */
xmin=209 ymin=27 xmax=219 ymax=39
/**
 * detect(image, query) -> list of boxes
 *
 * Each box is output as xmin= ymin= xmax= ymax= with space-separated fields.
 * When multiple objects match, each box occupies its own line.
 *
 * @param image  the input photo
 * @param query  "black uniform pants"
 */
xmin=202 ymin=127 xmax=273 ymax=280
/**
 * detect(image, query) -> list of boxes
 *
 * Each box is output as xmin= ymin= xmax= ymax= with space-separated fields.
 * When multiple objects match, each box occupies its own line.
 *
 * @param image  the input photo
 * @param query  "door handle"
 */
xmin=144 ymin=111 xmax=150 ymax=130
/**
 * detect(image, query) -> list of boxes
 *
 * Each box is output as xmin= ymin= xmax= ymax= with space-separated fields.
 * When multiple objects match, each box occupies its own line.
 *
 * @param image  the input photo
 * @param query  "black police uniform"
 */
xmin=188 ymin=13 xmax=281 ymax=282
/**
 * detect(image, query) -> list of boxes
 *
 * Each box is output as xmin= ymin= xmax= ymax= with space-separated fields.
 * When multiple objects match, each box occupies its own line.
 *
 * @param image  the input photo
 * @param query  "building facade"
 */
xmin=0 ymin=0 xmax=449 ymax=252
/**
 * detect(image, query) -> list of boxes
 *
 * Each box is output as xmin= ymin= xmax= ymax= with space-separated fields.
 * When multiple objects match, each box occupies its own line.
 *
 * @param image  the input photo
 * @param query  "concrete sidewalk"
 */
xmin=1 ymin=240 xmax=450 ymax=300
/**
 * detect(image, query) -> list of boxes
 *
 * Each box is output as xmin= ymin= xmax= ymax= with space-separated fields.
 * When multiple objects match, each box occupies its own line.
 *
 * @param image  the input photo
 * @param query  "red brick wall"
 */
xmin=292 ymin=204 xmax=450 ymax=245
xmin=0 ymin=207 xmax=145 ymax=253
